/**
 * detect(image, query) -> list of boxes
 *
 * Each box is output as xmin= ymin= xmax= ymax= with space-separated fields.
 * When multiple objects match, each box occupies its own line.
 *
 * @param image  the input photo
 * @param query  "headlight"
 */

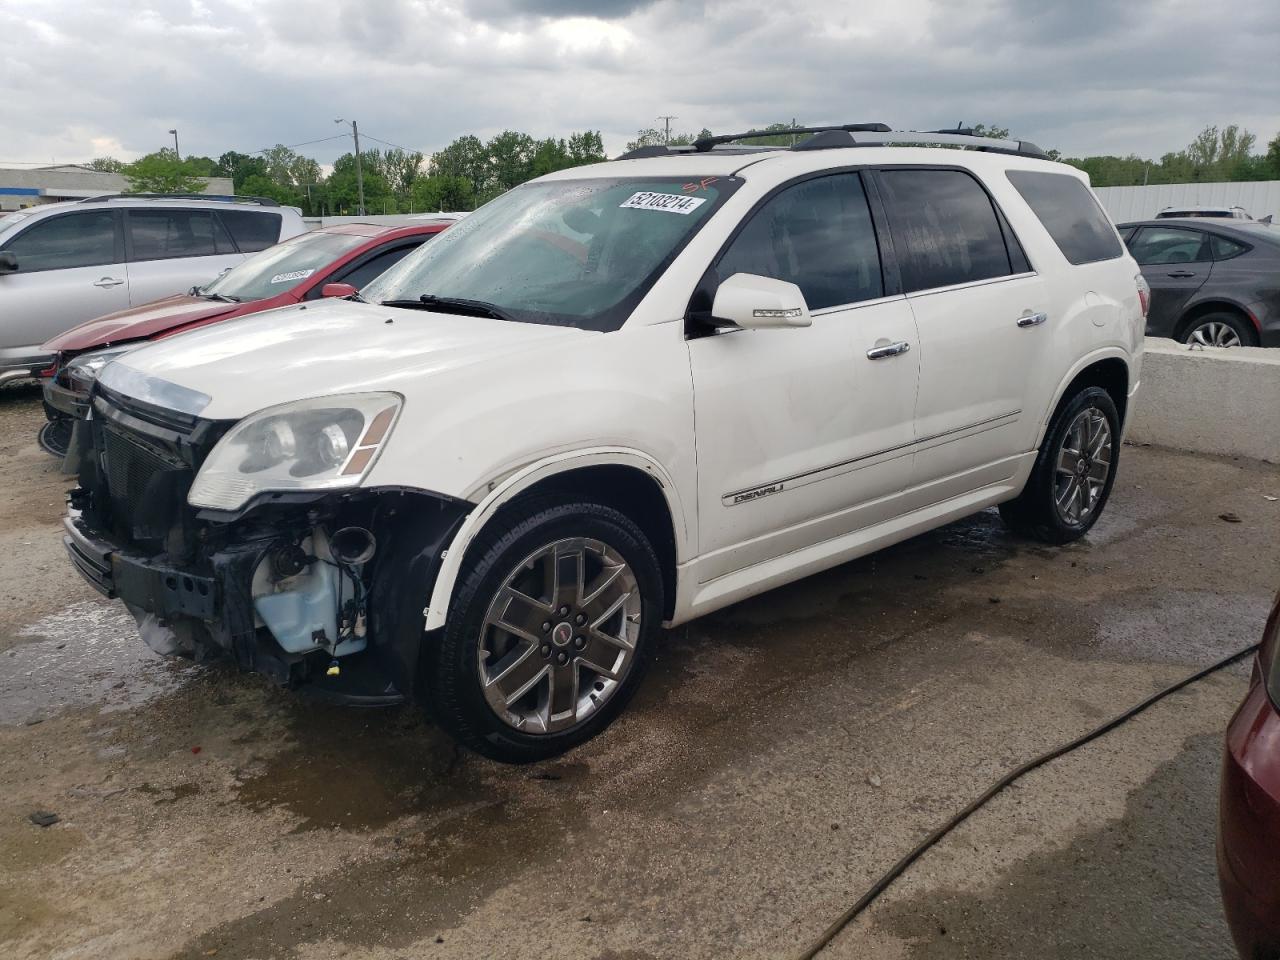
xmin=188 ymin=393 xmax=402 ymax=511
xmin=65 ymin=345 xmax=133 ymax=384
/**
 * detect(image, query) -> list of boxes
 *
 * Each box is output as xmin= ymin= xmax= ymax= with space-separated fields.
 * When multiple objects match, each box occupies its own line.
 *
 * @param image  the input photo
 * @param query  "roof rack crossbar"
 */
xmin=690 ymin=123 xmax=892 ymax=152
xmin=78 ymin=193 xmax=281 ymax=207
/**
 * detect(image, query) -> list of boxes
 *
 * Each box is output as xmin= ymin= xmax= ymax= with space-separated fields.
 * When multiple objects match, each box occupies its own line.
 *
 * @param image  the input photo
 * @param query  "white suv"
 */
xmin=61 ymin=125 xmax=1145 ymax=762
xmin=0 ymin=194 xmax=305 ymax=385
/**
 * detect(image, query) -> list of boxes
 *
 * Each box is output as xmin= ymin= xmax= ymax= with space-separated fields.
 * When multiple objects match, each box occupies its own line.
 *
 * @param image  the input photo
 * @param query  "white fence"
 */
xmin=1094 ymin=180 xmax=1280 ymax=223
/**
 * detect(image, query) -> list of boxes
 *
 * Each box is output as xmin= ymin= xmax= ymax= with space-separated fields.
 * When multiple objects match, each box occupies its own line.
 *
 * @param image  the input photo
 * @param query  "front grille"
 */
xmin=100 ymin=424 xmax=192 ymax=541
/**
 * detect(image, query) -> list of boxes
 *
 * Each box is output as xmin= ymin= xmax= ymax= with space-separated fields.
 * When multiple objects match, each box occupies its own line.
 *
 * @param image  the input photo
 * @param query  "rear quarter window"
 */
xmin=1006 ymin=170 xmax=1122 ymax=265
xmin=219 ymin=210 xmax=283 ymax=252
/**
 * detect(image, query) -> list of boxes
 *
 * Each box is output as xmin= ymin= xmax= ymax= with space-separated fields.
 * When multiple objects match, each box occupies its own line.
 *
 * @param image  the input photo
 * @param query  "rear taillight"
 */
xmin=1262 ymin=588 xmax=1280 ymax=707
xmin=1135 ymin=273 xmax=1150 ymax=320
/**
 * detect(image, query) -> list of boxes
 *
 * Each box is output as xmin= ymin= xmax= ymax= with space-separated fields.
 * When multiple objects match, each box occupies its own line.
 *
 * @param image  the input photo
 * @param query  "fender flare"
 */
xmin=1034 ymin=346 xmax=1132 ymax=450
xmin=423 ymin=447 xmax=690 ymax=630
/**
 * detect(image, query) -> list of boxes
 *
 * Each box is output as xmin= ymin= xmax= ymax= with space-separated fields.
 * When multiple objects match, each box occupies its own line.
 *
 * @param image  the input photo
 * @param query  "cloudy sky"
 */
xmin=5 ymin=0 xmax=1278 ymax=167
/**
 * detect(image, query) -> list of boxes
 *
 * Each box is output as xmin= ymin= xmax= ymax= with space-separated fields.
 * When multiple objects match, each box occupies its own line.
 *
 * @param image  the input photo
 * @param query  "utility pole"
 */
xmin=168 ymin=128 xmax=181 ymax=161
xmin=335 ymin=118 xmax=366 ymax=216
xmin=658 ymin=115 xmax=678 ymax=144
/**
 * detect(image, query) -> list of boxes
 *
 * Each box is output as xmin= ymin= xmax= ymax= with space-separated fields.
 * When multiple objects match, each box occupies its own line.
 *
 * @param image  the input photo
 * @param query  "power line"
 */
xmin=359 ymin=133 xmax=413 ymax=152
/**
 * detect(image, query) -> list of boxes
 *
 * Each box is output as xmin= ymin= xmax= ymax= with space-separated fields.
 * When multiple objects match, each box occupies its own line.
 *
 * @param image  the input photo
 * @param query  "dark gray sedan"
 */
xmin=1116 ymin=218 xmax=1280 ymax=347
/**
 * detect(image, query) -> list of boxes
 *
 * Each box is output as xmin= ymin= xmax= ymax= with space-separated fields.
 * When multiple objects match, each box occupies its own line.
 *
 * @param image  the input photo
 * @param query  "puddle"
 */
xmin=0 ymin=600 xmax=197 ymax=725
xmin=872 ymin=733 xmax=1233 ymax=959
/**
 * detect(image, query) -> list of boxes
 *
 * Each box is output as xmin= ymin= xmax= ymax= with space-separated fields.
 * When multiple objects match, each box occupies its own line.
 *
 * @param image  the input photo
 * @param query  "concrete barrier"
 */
xmin=1126 ymin=338 xmax=1280 ymax=464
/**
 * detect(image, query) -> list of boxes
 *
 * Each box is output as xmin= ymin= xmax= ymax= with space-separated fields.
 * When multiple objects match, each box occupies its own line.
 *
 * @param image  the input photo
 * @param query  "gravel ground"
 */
xmin=0 ymin=380 xmax=1276 ymax=960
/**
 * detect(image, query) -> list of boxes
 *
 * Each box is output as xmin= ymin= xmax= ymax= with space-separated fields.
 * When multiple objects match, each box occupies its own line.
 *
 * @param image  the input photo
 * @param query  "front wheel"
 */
xmin=425 ymin=500 xmax=663 ymax=763
xmin=999 ymin=386 xmax=1120 ymax=544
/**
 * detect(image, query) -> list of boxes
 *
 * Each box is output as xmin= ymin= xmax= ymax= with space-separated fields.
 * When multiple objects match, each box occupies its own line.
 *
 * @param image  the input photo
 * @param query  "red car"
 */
xmin=38 ymin=220 xmax=453 ymax=454
xmin=1220 ymin=587 xmax=1280 ymax=959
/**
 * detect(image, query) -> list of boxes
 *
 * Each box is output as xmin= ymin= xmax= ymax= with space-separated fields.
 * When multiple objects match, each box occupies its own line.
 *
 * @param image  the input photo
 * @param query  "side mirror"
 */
xmin=710 ymin=273 xmax=811 ymax=330
xmin=0 ymin=251 xmax=18 ymax=274
xmin=321 ymin=282 xmax=359 ymax=299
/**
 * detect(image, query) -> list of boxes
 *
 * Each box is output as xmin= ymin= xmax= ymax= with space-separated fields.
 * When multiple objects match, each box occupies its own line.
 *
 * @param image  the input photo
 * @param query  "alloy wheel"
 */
xmin=479 ymin=537 xmax=641 ymax=734
xmin=1188 ymin=320 xmax=1242 ymax=348
xmin=1054 ymin=407 xmax=1112 ymax=526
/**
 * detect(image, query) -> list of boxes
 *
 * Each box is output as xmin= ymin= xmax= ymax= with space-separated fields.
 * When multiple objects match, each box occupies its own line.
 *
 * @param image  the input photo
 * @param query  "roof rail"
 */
xmin=78 ymin=193 xmax=281 ymax=207
xmin=615 ymin=123 xmax=1049 ymax=161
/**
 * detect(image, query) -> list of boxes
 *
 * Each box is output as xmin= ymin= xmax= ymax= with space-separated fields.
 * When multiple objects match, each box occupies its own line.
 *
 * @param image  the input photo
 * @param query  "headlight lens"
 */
xmin=65 ymin=345 xmax=133 ymax=384
xmin=188 ymin=393 xmax=402 ymax=511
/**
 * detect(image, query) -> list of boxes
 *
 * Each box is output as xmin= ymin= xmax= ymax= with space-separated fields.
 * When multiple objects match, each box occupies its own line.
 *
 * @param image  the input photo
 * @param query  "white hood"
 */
xmin=100 ymin=299 xmax=594 ymax=420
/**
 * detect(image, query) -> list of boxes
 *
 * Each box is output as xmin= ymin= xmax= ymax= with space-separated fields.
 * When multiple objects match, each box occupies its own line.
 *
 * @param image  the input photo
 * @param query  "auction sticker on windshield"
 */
xmin=270 ymin=269 xmax=314 ymax=284
xmin=620 ymin=192 xmax=708 ymax=215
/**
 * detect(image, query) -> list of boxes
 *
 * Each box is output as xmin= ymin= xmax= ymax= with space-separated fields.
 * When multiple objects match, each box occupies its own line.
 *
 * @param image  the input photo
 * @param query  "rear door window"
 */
xmin=128 ymin=209 xmax=234 ymax=261
xmin=877 ymin=169 xmax=1014 ymax=292
xmin=219 ymin=210 xmax=283 ymax=252
xmin=1127 ymin=226 xmax=1210 ymax=265
xmin=1005 ymin=170 xmax=1122 ymax=265
xmin=715 ymin=173 xmax=883 ymax=310
xmin=1 ymin=210 xmax=119 ymax=272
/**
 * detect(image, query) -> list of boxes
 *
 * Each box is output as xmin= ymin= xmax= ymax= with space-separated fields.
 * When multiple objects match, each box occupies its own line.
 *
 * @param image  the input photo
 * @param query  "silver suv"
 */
xmin=0 ymin=194 xmax=305 ymax=386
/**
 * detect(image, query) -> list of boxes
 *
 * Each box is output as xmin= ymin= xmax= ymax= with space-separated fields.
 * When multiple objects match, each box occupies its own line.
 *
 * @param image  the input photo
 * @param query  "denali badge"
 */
xmin=728 ymin=482 xmax=785 ymax=506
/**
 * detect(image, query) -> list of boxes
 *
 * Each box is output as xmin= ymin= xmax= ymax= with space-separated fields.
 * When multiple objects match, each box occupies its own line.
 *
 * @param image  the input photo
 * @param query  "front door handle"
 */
xmin=1016 ymin=312 xmax=1048 ymax=328
xmin=93 ymin=277 xmax=124 ymax=288
xmin=1167 ymin=270 xmax=1195 ymax=279
xmin=866 ymin=340 xmax=910 ymax=360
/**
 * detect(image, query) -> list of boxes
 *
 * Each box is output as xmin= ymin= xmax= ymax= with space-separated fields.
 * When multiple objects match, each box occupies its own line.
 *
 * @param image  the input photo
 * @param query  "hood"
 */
xmin=101 ymin=298 xmax=595 ymax=420
xmin=44 ymin=294 xmax=243 ymax=353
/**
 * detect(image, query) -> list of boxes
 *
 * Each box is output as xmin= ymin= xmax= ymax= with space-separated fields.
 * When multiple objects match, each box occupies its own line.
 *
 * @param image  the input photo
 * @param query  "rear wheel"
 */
xmin=999 ymin=386 xmax=1120 ymax=544
xmin=1181 ymin=311 xmax=1257 ymax=348
xmin=425 ymin=500 xmax=662 ymax=763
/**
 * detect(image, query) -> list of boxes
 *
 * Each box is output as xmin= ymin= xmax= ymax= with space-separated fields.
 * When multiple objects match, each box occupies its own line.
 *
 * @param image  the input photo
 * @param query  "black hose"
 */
xmin=793 ymin=642 xmax=1260 ymax=960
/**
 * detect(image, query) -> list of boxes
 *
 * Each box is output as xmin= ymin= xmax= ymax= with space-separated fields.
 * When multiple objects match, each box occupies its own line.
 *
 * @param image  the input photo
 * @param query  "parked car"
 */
xmin=37 ymin=221 xmax=453 ymax=455
xmin=60 ymin=123 xmax=1145 ymax=762
xmin=1116 ymin=219 xmax=1280 ymax=347
xmin=0 ymin=194 xmax=305 ymax=387
xmin=1218 ymin=586 xmax=1280 ymax=960
xmin=1155 ymin=205 xmax=1254 ymax=220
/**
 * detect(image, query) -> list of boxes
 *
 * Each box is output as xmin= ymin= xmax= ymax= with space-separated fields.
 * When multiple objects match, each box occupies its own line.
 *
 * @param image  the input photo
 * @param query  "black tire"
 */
xmin=999 ymin=386 xmax=1120 ymax=544
xmin=37 ymin=418 xmax=72 ymax=458
xmin=425 ymin=499 xmax=663 ymax=763
xmin=1179 ymin=311 xmax=1258 ymax=348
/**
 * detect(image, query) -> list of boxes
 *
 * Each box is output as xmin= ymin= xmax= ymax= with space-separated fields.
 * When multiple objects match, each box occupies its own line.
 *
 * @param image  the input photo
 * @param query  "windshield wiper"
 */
xmin=379 ymin=295 xmax=517 ymax=323
xmin=197 ymin=291 xmax=241 ymax=303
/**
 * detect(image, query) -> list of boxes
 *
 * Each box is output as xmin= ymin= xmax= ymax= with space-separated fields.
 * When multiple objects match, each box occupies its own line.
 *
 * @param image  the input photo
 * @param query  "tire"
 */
xmin=1180 ymin=311 xmax=1258 ymax=348
xmin=999 ymin=386 xmax=1120 ymax=545
xmin=425 ymin=499 xmax=663 ymax=763
xmin=37 ymin=418 xmax=72 ymax=458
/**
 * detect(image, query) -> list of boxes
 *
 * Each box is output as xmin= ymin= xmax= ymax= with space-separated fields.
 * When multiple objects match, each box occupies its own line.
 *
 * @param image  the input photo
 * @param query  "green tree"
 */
xmin=969 ymin=123 xmax=1011 ymax=139
xmin=566 ymin=131 xmax=607 ymax=164
xmin=238 ymin=173 xmax=303 ymax=208
xmin=216 ymin=151 xmax=269 ymax=190
xmin=625 ymin=126 xmax=705 ymax=151
xmin=383 ymin=148 xmax=426 ymax=205
xmin=486 ymin=130 xmax=537 ymax=196
xmin=410 ymin=174 xmax=475 ymax=212
xmin=430 ymin=135 xmax=490 ymax=198
xmin=122 ymin=149 xmax=205 ymax=193
xmin=85 ymin=157 xmax=124 ymax=173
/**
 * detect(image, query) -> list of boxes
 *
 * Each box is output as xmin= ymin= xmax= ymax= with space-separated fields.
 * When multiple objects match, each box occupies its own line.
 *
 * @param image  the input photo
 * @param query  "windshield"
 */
xmin=200 ymin=230 xmax=370 ymax=301
xmin=362 ymin=176 xmax=739 ymax=331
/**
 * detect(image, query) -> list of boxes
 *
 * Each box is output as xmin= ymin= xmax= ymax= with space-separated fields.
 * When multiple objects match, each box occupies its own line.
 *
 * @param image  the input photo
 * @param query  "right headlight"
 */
xmin=188 ymin=392 xmax=402 ymax=511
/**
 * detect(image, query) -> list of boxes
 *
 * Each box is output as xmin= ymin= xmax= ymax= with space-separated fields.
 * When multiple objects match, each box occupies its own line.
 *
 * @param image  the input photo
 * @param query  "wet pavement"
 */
xmin=0 ymin=381 xmax=1277 ymax=959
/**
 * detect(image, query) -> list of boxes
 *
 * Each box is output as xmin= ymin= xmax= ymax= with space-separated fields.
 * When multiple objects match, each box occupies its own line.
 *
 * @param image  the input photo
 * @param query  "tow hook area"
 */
xmin=252 ymin=526 xmax=378 ymax=671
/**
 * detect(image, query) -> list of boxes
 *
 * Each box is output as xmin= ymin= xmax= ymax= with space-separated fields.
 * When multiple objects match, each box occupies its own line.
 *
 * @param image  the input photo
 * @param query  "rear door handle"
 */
xmin=1016 ymin=312 xmax=1048 ymax=327
xmin=1167 ymin=270 xmax=1195 ymax=279
xmin=93 ymin=277 xmax=124 ymax=288
xmin=866 ymin=341 xmax=910 ymax=360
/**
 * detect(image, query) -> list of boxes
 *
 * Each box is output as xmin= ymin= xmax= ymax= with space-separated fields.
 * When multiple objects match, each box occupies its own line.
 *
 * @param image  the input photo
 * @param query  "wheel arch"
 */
xmin=425 ymin=449 xmax=688 ymax=630
xmin=1036 ymin=350 xmax=1130 ymax=450
xmin=1174 ymin=299 xmax=1261 ymax=340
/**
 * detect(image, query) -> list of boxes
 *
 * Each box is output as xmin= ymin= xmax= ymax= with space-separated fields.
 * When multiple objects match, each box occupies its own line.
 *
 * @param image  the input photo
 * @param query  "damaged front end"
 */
xmin=63 ymin=385 xmax=468 ymax=704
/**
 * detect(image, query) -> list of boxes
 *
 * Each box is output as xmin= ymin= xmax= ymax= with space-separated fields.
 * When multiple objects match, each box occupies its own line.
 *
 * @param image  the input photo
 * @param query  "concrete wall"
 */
xmin=1127 ymin=338 xmax=1280 ymax=464
xmin=1094 ymin=180 xmax=1280 ymax=223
